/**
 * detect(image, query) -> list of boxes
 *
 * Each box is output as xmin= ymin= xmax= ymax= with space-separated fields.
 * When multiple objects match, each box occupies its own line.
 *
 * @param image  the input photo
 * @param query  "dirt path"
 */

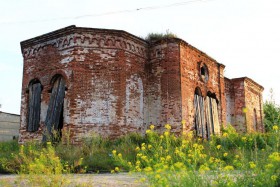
xmin=0 ymin=173 xmax=148 ymax=187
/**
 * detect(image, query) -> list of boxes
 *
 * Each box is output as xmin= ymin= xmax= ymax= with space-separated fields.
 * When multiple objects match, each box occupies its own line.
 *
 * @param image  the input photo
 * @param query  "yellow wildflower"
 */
xmin=146 ymin=129 xmax=151 ymax=134
xmin=216 ymin=145 xmax=221 ymax=149
xmin=224 ymin=165 xmax=234 ymax=171
xmin=155 ymin=174 xmax=161 ymax=179
xmin=265 ymin=163 xmax=273 ymax=170
xmin=114 ymin=167 xmax=120 ymax=172
xmin=209 ymin=157 xmax=215 ymax=163
xmin=222 ymin=132 xmax=228 ymax=137
xmin=135 ymin=147 xmax=140 ymax=151
xmin=112 ymin=150 xmax=117 ymax=155
xmin=199 ymin=165 xmax=210 ymax=174
xmin=148 ymin=144 xmax=152 ymax=149
xmin=249 ymin=161 xmax=256 ymax=169
xmin=140 ymin=177 xmax=146 ymax=182
xmin=135 ymin=166 xmax=141 ymax=172
xmin=242 ymin=107 xmax=248 ymax=113
xmin=164 ymin=131 xmax=170 ymax=136
xmin=144 ymin=167 xmax=152 ymax=172
xmin=150 ymin=124 xmax=155 ymax=130
xmin=174 ymin=162 xmax=184 ymax=169
xmin=118 ymin=153 xmax=122 ymax=158
xmin=271 ymin=175 xmax=278 ymax=181
xmin=223 ymin=152 xmax=228 ymax=157
xmin=272 ymin=125 xmax=278 ymax=131
xmin=165 ymin=124 xmax=171 ymax=130
xmin=166 ymin=155 xmax=172 ymax=161
xmin=141 ymin=155 xmax=147 ymax=161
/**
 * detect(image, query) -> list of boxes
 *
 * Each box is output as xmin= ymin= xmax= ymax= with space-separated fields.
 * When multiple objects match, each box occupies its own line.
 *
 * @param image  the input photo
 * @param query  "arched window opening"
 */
xmin=205 ymin=92 xmax=220 ymax=139
xmin=200 ymin=64 xmax=209 ymax=83
xmin=44 ymin=75 xmax=65 ymax=141
xmin=27 ymin=79 xmax=42 ymax=132
xmin=253 ymin=108 xmax=258 ymax=131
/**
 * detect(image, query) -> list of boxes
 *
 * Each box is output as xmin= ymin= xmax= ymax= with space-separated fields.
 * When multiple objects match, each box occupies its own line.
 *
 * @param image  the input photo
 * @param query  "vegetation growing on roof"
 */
xmin=145 ymin=30 xmax=178 ymax=42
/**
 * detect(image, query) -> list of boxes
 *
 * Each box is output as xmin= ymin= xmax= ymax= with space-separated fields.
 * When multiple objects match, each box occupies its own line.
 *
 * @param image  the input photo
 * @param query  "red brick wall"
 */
xmin=146 ymin=39 xmax=181 ymax=133
xmin=180 ymin=42 xmax=226 ymax=133
xmin=225 ymin=78 xmax=264 ymax=133
xmin=244 ymin=79 xmax=264 ymax=132
xmin=20 ymin=27 xmax=148 ymax=143
xmin=19 ymin=26 xmax=264 ymax=143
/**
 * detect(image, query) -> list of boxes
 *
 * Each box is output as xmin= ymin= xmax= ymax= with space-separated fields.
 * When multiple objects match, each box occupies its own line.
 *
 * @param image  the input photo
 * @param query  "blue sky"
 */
xmin=0 ymin=0 xmax=279 ymax=114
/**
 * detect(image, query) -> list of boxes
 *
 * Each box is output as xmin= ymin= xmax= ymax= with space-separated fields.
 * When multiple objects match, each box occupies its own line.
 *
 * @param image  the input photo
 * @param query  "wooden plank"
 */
xmin=27 ymin=82 xmax=41 ymax=132
xmin=27 ymin=83 xmax=34 ymax=131
xmin=199 ymin=96 xmax=205 ymax=138
xmin=196 ymin=95 xmax=202 ymax=137
xmin=194 ymin=95 xmax=198 ymax=134
xmin=45 ymin=77 xmax=65 ymax=136
xmin=205 ymin=97 xmax=211 ymax=139
xmin=212 ymin=98 xmax=220 ymax=134
xmin=33 ymin=83 xmax=41 ymax=131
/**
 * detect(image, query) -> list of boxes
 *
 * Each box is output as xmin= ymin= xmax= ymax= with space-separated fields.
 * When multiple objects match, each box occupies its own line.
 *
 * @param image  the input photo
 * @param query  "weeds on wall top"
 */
xmin=145 ymin=30 xmax=178 ymax=42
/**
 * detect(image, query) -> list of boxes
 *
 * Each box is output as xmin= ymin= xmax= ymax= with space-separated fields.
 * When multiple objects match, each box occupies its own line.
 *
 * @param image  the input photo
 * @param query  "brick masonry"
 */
xmin=19 ymin=26 xmax=264 ymax=143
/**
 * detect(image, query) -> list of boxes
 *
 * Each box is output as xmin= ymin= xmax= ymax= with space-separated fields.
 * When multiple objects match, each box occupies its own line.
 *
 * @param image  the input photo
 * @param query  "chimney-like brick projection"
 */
xmin=19 ymin=26 xmax=264 ymax=143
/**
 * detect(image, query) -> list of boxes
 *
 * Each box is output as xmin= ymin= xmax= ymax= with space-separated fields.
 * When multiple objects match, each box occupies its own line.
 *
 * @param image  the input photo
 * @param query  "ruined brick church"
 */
xmin=19 ymin=26 xmax=264 ymax=143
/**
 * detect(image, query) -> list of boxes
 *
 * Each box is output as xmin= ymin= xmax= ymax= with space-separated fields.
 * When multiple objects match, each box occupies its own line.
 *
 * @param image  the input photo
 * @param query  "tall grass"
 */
xmin=113 ymin=124 xmax=280 ymax=187
xmin=0 ymin=124 xmax=279 ymax=186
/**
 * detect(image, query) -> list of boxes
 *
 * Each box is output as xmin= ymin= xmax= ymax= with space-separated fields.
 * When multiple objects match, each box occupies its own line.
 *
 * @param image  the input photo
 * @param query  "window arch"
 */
xmin=27 ymin=79 xmax=42 ymax=132
xmin=44 ymin=75 xmax=66 ymax=140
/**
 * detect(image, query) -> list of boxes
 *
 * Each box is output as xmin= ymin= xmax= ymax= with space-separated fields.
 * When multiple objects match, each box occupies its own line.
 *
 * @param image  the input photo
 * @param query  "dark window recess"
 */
xmin=27 ymin=82 xmax=42 ymax=132
xmin=44 ymin=76 xmax=65 ymax=140
xmin=200 ymin=64 xmax=209 ymax=83
xmin=253 ymin=108 xmax=258 ymax=131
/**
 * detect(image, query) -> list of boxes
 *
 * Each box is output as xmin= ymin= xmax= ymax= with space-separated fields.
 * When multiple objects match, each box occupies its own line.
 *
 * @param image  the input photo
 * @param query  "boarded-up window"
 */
xmin=45 ymin=76 xmax=65 ymax=136
xmin=27 ymin=81 xmax=42 ymax=132
xmin=205 ymin=96 xmax=220 ymax=137
xmin=194 ymin=89 xmax=220 ymax=139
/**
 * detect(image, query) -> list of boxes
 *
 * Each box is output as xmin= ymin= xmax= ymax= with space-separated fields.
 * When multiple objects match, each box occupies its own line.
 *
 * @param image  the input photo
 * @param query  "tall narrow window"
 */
xmin=27 ymin=80 xmax=42 ymax=132
xmin=45 ymin=75 xmax=65 ymax=138
xmin=205 ymin=92 xmax=220 ymax=138
xmin=194 ymin=90 xmax=220 ymax=140
xmin=194 ymin=87 xmax=206 ymax=138
xmin=253 ymin=108 xmax=258 ymax=131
